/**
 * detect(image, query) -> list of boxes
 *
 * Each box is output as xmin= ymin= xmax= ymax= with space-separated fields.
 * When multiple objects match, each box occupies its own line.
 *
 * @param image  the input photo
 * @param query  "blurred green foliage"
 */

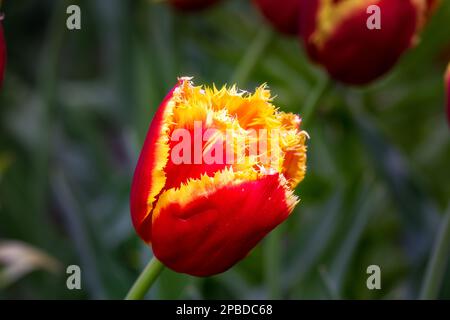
xmin=0 ymin=0 xmax=449 ymax=299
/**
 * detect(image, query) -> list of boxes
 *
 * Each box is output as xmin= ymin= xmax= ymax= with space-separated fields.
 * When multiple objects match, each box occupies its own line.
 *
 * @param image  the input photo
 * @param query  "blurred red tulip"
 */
xmin=299 ymin=0 xmax=438 ymax=85
xmin=445 ymin=63 xmax=450 ymax=126
xmin=0 ymin=19 xmax=6 ymax=88
xmin=130 ymin=78 xmax=308 ymax=276
xmin=169 ymin=0 xmax=222 ymax=11
xmin=253 ymin=0 xmax=301 ymax=35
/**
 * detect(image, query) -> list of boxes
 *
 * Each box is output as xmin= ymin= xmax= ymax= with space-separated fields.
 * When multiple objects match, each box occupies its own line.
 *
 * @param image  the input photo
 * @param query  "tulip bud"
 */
xmin=0 ymin=18 xmax=6 ymax=88
xmin=169 ymin=0 xmax=221 ymax=11
xmin=299 ymin=0 xmax=438 ymax=85
xmin=253 ymin=0 xmax=301 ymax=35
xmin=445 ymin=63 xmax=450 ymax=126
xmin=130 ymin=78 xmax=308 ymax=276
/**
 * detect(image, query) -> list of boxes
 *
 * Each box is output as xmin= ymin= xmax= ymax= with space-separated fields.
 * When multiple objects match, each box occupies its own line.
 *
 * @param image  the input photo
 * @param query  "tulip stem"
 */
xmin=302 ymin=76 xmax=331 ymax=127
xmin=125 ymin=256 xmax=165 ymax=300
xmin=229 ymin=27 xmax=273 ymax=85
xmin=420 ymin=205 xmax=450 ymax=300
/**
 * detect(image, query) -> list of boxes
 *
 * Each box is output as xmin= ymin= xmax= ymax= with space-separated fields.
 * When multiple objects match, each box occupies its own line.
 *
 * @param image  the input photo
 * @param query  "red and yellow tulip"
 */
xmin=299 ymin=0 xmax=439 ymax=85
xmin=130 ymin=78 xmax=308 ymax=276
xmin=253 ymin=0 xmax=301 ymax=35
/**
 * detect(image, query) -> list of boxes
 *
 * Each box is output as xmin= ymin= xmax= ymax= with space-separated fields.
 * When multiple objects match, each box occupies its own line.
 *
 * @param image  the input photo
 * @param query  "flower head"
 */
xmin=253 ymin=0 xmax=301 ymax=35
xmin=130 ymin=78 xmax=308 ymax=276
xmin=299 ymin=0 xmax=439 ymax=85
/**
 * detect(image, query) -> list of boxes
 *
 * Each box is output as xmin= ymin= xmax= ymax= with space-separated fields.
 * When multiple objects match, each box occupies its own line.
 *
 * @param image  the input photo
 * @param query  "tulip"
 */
xmin=130 ymin=78 xmax=308 ymax=276
xmin=0 ymin=17 xmax=6 ymax=88
xmin=169 ymin=0 xmax=222 ymax=11
xmin=445 ymin=63 xmax=450 ymax=126
xmin=298 ymin=0 xmax=439 ymax=85
xmin=253 ymin=0 xmax=301 ymax=35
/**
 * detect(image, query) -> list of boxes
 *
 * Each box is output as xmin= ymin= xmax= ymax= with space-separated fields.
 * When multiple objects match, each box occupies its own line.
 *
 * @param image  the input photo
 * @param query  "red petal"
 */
xmin=151 ymin=174 xmax=294 ymax=276
xmin=164 ymin=125 xmax=229 ymax=190
xmin=300 ymin=0 xmax=421 ymax=85
xmin=130 ymin=81 xmax=180 ymax=242
xmin=254 ymin=0 xmax=301 ymax=35
xmin=299 ymin=0 xmax=321 ymax=60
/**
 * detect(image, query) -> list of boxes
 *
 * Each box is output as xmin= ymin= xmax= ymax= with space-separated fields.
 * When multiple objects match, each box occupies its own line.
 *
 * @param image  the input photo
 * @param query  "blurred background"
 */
xmin=0 ymin=0 xmax=449 ymax=299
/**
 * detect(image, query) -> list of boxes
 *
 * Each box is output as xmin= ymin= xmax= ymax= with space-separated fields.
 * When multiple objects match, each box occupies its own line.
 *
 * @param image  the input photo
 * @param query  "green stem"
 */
xmin=125 ymin=256 xmax=165 ymax=300
xmin=420 ymin=206 xmax=450 ymax=300
xmin=301 ymin=76 xmax=330 ymax=127
xmin=229 ymin=27 xmax=273 ymax=85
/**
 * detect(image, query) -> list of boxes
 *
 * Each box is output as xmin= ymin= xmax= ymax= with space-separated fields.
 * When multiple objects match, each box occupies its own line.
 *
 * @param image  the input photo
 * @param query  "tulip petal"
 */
xmin=254 ymin=0 xmax=301 ymax=35
xmin=300 ymin=0 xmax=433 ymax=85
xmin=130 ymin=81 xmax=180 ymax=242
xmin=151 ymin=170 xmax=297 ymax=276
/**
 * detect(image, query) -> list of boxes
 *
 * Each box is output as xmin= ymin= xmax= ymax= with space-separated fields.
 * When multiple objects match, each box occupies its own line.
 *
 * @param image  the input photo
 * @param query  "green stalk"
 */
xmin=420 ymin=206 xmax=450 ymax=300
xmin=229 ymin=27 xmax=273 ymax=85
xmin=126 ymin=257 xmax=166 ymax=300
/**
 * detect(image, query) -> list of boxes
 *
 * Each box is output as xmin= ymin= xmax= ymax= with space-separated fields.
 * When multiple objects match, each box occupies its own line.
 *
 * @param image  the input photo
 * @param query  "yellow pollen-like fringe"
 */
xmin=142 ymin=100 xmax=175 ymax=223
xmin=146 ymin=77 xmax=307 ymax=218
xmin=152 ymin=167 xmax=299 ymax=222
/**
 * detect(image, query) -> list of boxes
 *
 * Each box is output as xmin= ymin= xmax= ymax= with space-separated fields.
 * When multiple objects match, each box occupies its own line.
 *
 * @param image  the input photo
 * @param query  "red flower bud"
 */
xmin=445 ymin=63 xmax=450 ymax=126
xmin=169 ymin=0 xmax=221 ymax=11
xmin=299 ymin=0 xmax=438 ymax=85
xmin=0 ymin=19 xmax=6 ymax=88
xmin=130 ymin=78 xmax=308 ymax=276
xmin=253 ymin=0 xmax=301 ymax=35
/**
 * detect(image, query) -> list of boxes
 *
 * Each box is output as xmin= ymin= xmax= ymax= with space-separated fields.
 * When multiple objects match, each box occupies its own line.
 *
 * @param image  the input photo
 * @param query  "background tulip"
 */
xmin=299 ymin=0 xmax=438 ymax=85
xmin=169 ymin=0 xmax=222 ymax=11
xmin=0 ymin=19 xmax=6 ymax=88
xmin=253 ymin=0 xmax=301 ymax=35
xmin=130 ymin=78 xmax=308 ymax=276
